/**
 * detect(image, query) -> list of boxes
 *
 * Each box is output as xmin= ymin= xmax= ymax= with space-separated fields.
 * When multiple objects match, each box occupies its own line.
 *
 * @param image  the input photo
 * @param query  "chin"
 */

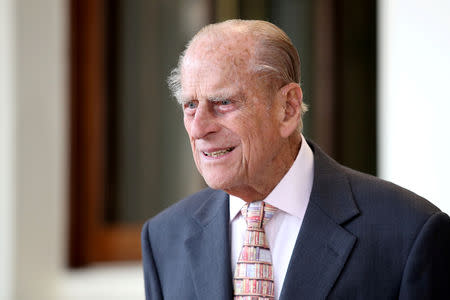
xmin=203 ymin=175 xmax=233 ymax=191
xmin=204 ymin=179 xmax=227 ymax=190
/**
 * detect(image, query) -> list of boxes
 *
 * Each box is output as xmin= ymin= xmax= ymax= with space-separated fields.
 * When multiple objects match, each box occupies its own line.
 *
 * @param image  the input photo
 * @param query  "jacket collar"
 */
xmin=280 ymin=141 xmax=359 ymax=299
xmin=308 ymin=140 xmax=360 ymax=225
xmin=184 ymin=189 xmax=233 ymax=300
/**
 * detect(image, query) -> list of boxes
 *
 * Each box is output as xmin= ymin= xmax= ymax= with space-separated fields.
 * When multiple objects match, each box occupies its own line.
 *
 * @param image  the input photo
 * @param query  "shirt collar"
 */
xmin=229 ymin=135 xmax=315 ymax=221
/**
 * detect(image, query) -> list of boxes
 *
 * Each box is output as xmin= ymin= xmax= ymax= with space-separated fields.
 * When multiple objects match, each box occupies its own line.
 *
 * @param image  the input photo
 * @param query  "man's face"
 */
xmin=180 ymin=39 xmax=286 ymax=197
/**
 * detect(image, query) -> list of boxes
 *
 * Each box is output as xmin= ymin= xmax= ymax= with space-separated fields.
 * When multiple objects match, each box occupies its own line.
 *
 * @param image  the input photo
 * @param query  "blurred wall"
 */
xmin=15 ymin=0 xmax=68 ymax=298
xmin=1 ymin=0 xmax=144 ymax=299
xmin=379 ymin=0 xmax=450 ymax=214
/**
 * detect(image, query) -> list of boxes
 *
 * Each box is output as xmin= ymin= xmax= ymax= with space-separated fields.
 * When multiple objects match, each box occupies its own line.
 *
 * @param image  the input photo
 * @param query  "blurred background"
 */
xmin=1 ymin=0 xmax=449 ymax=299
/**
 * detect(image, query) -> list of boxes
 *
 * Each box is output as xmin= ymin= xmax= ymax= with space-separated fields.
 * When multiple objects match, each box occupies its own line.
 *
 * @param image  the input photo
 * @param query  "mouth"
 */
xmin=202 ymin=147 xmax=235 ymax=158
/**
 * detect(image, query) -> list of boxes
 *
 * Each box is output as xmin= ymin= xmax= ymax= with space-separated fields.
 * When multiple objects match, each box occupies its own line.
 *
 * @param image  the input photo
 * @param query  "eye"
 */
xmin=214 ymin=98 xmax=237 ymax=113
xmin=184 ymin=101 xmax=198 ymax=110
xmin=183 ymin=100 xmax=198 ymax=116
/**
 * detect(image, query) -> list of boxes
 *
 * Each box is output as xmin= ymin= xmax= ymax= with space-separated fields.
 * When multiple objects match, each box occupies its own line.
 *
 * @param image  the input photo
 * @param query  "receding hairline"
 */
xmin=181 ymin=22 xmax=259 ymax=72
xmin=182 ymin=19 xmax=294 ymax=74
xmin=189 ymin=19 xmax=290 ymax=45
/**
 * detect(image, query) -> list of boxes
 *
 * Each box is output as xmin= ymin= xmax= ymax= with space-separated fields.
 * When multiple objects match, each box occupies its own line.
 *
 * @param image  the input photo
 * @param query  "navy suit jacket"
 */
xmin=142 ymin=142 xmax=450 ymax=299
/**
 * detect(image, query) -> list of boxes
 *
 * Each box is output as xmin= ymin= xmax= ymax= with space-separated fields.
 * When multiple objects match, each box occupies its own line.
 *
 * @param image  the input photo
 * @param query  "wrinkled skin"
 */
xmin=180 ymin=33 xmax=302 ymax=202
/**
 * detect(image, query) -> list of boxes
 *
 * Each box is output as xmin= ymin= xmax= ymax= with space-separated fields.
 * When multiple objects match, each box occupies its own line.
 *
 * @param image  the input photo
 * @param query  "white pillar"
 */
xmin=0 ymin=0 xmax=16 ymax=298
xmin=15 ymin=0 xmax=68 ymax=298
xmin=379 ymin=0 xmax=450 ymax=214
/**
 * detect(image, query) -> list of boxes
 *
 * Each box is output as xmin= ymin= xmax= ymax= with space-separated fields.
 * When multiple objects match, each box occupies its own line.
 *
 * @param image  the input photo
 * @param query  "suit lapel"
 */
xmin=280 ymin=142 xmax=359 ymax=299
xmin=184 ymin=190 xmax=233 ymax=300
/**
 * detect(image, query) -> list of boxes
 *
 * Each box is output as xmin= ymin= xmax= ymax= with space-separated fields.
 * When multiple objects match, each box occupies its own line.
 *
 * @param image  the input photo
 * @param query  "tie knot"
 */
xmin=241 ymin=201 xmax=277 ymax=229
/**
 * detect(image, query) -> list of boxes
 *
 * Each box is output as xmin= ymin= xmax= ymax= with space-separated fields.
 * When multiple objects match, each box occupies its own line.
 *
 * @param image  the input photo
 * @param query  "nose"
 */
xmin=187 ymin=103 xmax=220 ymax=139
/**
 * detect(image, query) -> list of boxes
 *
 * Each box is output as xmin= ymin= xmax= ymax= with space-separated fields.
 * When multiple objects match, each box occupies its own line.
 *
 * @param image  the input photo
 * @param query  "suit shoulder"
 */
xmin=342 ymin=165 xmax=440 ymax=220
xmin=144 ymin=188 xmax=226 ymax=231
xmin=309 ymin=140 xmax=439 ymax=220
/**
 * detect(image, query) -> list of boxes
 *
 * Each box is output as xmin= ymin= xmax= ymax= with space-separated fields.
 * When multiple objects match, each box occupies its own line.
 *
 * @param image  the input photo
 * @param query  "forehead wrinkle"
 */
xmin=181 ymin=59 xmax=248 ymax=100
xmin=181 ymin=82 xmax=244 ymax=103
xmin=183 ymin=52 xmax=251 ymax=80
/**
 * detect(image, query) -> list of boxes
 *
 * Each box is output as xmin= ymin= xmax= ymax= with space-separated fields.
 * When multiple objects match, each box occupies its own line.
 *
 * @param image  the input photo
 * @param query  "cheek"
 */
xmin=242 ymin=117 xmax=280 ymax=157
xmin=235 ymin=121 xmax=265 ymax=160
xmin=183 ymin=119 xmax=194 ymax=139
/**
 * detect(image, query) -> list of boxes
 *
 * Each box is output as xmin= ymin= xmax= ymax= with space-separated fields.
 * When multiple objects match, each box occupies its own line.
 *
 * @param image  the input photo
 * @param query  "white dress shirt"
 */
xmin=229 ymin=136 xmax=314 ymax=300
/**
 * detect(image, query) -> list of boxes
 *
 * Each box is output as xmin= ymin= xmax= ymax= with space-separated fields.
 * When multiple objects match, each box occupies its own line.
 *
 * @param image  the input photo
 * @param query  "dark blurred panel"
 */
xmin=334 ymin=0 xmax=377 ymax=175
xmin=306 ymin=0 xmax=377 ymax=175
xmin=104 ymin=0 xmax=209 ymax=223
xmin=270 ymin=0 xmax=314 ymax=137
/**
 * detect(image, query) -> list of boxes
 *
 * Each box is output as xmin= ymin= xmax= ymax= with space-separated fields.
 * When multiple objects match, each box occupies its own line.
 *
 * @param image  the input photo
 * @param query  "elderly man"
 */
xmin=141 ymin=20 xmax=450 ymax=299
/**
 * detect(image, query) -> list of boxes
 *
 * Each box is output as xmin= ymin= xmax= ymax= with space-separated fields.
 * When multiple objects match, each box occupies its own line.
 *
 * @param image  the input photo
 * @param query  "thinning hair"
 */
xmin=168 ymin=19 xmax=308 ymax=130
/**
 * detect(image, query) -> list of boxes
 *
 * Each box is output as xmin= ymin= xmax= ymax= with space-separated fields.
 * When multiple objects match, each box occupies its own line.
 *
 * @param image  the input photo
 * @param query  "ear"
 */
xmin=277 ymin=83 xmax=303 ymax=138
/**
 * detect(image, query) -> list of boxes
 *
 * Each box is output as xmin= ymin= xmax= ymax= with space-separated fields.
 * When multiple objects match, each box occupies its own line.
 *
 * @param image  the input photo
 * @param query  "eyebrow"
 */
xmin=209 ymin=95 xmax=233 ymax=102
xmin=179 ymin=96 xmax=192 ymax=104
xmin=180 ymin=89 xmax=245 ymax=104
xmin=209 ymin=89 xmax=246 ymax=102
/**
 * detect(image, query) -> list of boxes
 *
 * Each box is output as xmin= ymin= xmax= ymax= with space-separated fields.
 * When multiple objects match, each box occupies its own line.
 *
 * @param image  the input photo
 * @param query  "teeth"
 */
xmin=204 ymin=148 xmax=234 ymax=157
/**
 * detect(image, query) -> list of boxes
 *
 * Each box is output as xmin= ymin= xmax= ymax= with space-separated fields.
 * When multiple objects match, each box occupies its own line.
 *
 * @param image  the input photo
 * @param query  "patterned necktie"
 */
xmin=233 ymin=201 xmax=277 ymax=300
